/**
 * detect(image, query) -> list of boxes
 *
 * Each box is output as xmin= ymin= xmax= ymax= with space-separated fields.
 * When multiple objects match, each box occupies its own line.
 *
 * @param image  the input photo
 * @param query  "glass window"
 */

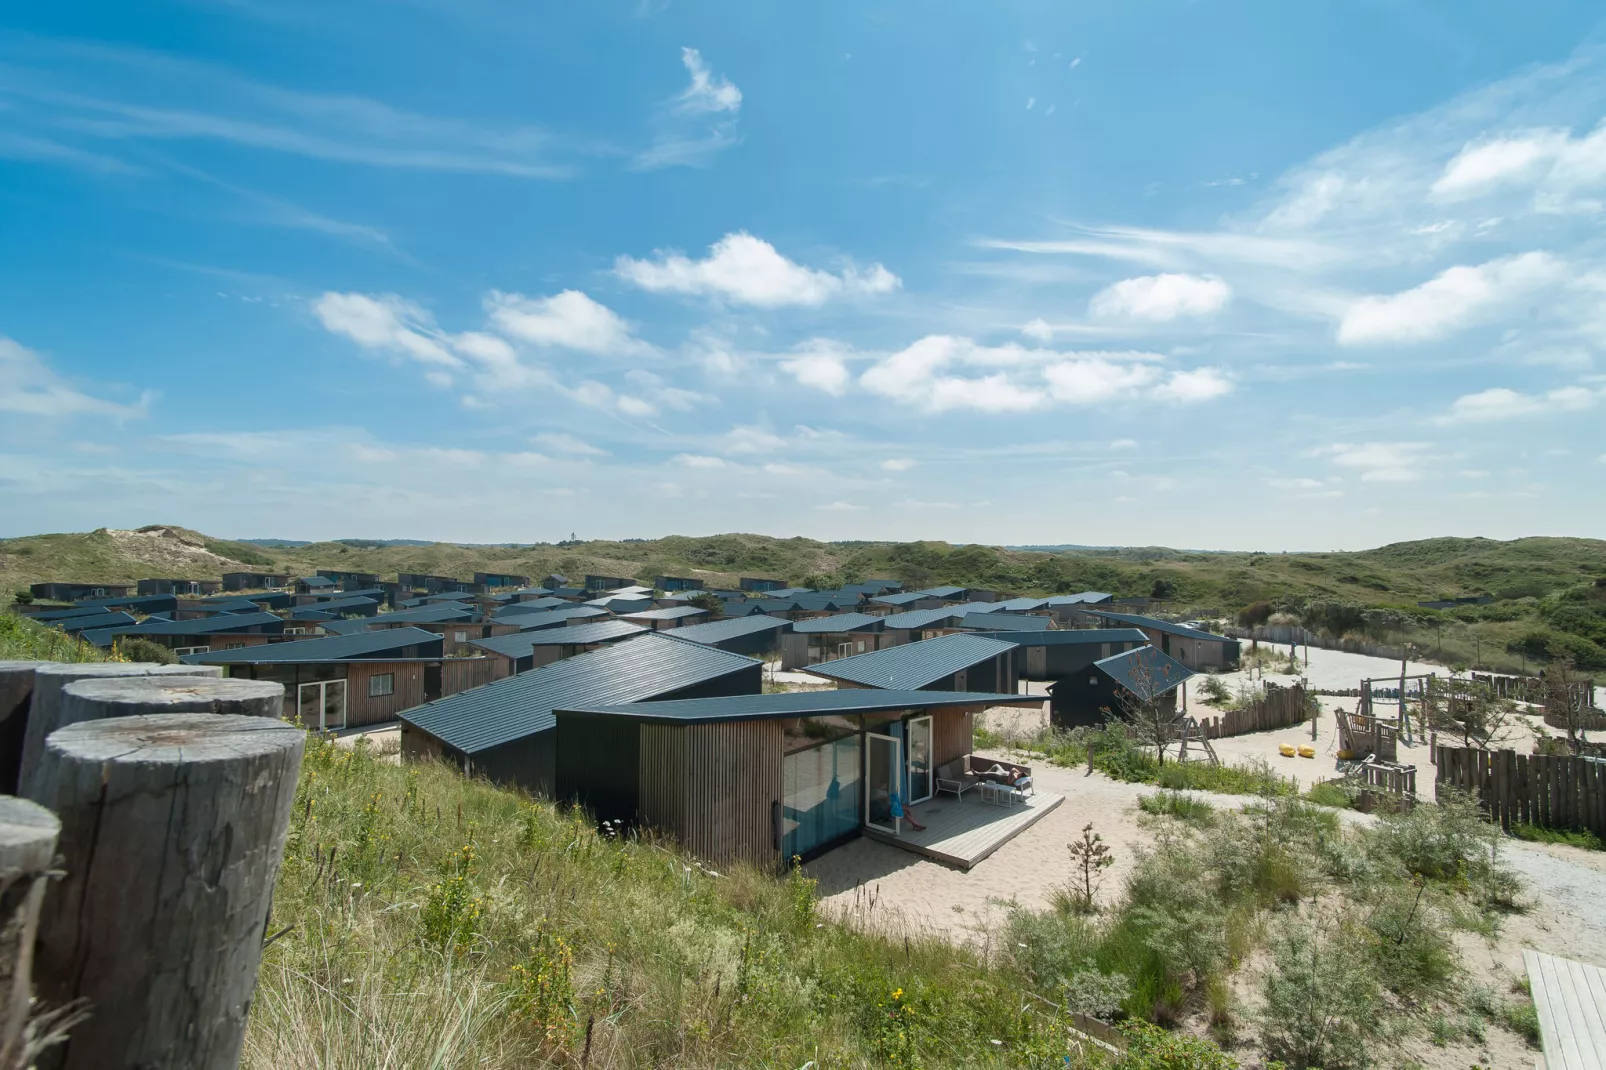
xmin=369 ymin=673 xmax=395 ymax=697
xmin=782 ymin=734 xmax=861 ymax=861
xmin=781 ymin=715 xmax=858 ymax=755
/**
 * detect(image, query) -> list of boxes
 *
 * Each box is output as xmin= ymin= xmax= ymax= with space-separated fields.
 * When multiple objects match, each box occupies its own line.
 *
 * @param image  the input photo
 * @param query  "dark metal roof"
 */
xmin=300 ymin=596 xmax=379 ymax=613
xmin=671 ymin=614 xmax=791 ymax=645
xmin=966 ymin=627 xmax=1150 ymax=648
xmin=71 ymin=594 xmax=177 ymax=612
xmin=991 ymin=597 xmax=1050 ymax=612
xmin=288 ymin=609 xmax=337 ymax=622
xmin=766 ymin=588 xmax=814 ymax=599
xmin=789 ymin=595 xmax=852 ymax=611
xmin=470 ymin=620 xmax=647 ymax=659
xmin=27 ymin=606 xmax=109 ymax=622
xmin=915 ymin=585 xmax=968 ymax=599
xmin=318 ymin=619 xmax=373 ymax=635
xmin=501 ymin=606 xmax=612 ymax=631
xmin=495 ymin=597 xmax=570 ymax=616
xmin=373 ymin=604 xmax=478 ymax=624
xmin=560 ymin=687 xmax=1039 ymax=724
xmin=399 ymin=633 xmax=760 ymax=753
xmin=182 ymin=626 xmax=445 ymax=664
xmin=56 ymin=611 xmax=137 ymax=634
xmin=1085 ymin=611 xmax=1239 ymax=644
xmin=1092 ymin=645 xmax=1195 ymax=699
xmin=297 ymin=576 xmax=336 ymax=587
xmin=791 ymin=612 xmax=885 ymax=633
xmin=955 ymin=612 xmax=1052 ymax=632
xmin=746 ymin=599 xmax=801 ymax=613
xmin=805 ymin=633 xmax=1018 ymax=690
xmin=1046 ymin=591 xmax=1113 ymax=606
xmin=870 ymin=592 xmax=926 ymax=607
xmin=194 ymin=598 xmax=265 ymax=614
xmin=90 ymin=611 xmax=284 ymax=637
xmin=879 ymin=608 xmax=965 ymax=630
xmin=619 ymin=606 xmax=709 ymax=622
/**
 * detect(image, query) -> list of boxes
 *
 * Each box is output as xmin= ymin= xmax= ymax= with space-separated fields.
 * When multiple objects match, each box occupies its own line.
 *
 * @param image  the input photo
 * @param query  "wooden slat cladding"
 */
xmin=638 ymin=721 xmax=783 ymax=868
xmin=442 ymin=658 xmax=495 ymax=697
xmin=344 ymin=661 xmax=426 ymax=727
xmin=932 ymin=707 xmax=974 ymax=769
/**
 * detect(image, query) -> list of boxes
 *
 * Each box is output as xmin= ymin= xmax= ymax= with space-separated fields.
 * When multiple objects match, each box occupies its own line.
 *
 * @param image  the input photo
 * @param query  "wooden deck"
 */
xmin=1525 ymin=949 xmax=1606 ymax=1070
xmin=861 ymin=790 xmax=1063 ymax=870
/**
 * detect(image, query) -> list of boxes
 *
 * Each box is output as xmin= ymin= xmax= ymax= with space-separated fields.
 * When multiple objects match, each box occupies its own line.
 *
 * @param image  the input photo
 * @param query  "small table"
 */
xmin=979 ymin=781 xmax=1013 ymax=807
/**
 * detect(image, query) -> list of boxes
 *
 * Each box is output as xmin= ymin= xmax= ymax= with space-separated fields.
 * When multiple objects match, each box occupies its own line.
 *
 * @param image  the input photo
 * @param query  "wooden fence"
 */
xmin=1435 ymin=746 xmax=1606 ymax=836
xmin=1198 ymin=682 xmax=1309 ymax=739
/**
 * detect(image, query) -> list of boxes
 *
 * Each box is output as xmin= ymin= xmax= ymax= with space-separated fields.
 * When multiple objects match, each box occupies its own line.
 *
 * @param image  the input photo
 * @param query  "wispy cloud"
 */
xmin=633 ymin=47 xmax=742 ymax=169
xmin=0 ymin=337 xmax=154 ymax=420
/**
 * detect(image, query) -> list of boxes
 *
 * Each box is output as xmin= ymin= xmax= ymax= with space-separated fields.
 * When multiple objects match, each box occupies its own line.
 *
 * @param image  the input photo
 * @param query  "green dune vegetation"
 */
xmin=243 ymin=734 xmax=1538 ymax=1069
xmin=6 ymin=526 xmax=1606 ymax=673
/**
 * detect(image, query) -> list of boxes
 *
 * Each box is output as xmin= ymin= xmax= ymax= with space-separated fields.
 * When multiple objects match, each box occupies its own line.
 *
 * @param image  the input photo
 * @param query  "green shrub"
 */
xmin=1511 ymin=823 xmax=1606 ymax=851
xmin=1259 ymin=919 xmax=1385 ymax=1070
xmin=112 ymin=637 xmax=178 ymax=664
xmin=1137 ymin=790 xmax=1217 ymax=826
xmin=1362 ymin=886 xmax=1456 ymax=998
xmin=1112 ymin=1020 xmax=1242 ymax=1069
xmin=1305 ymin=778 xmax=1359 ymax=809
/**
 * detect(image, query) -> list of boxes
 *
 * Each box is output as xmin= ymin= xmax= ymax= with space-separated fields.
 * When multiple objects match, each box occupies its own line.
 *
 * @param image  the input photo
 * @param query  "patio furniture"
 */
xmin=970 ymin=756 xmax=1035 ymax=795
xmin=979 ymin=781 xmax=1011 ymax=807
xmin=935 ymin=759 xmax=980 ymax=799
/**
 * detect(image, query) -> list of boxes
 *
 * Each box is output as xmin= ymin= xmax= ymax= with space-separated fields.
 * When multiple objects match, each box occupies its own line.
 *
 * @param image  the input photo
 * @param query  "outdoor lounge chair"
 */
xmin=935 ymin=760 xmax=981 ymax=799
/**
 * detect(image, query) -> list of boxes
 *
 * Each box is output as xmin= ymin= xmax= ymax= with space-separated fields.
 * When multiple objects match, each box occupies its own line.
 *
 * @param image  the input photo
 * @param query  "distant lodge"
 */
xmin=18 ymin=567 xmax=1239 ymax=868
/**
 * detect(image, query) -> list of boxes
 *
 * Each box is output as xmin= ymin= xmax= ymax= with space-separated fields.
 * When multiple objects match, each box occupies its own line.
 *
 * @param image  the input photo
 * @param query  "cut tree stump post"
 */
xmin=17 ymin=663 xmax=223 ymax=800
xmin=0 ymin=665 xmax=45 ymax=797
xmin=31 ymin=709 xmax=303 ymax=1070
xmin=0 ymin=797 xmax=61 ymax=1070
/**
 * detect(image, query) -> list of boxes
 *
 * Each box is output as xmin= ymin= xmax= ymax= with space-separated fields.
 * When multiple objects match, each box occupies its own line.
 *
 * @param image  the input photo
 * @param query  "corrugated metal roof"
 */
xmin=374 ymin=604 xmax=477 ymax=624
xmin=992 ymin=597 xmax=1050 ymax=612
xmin=319 ymin=619 xmax=372 ymax=635
xmin=806 ymin=633 xmax=1017 ymax=690
xmin=966 ymin=627 xmax=1150 ymax=648
xmin=789 ymin=595 xmax=852 ymax=611
xmin=791 ymin=612 xmax=885 ymax=633
xmin=182 ymin=626 xmax=444 ymax=664
xmin=671 ymin=614 xmax=791 ymax=645
xmin=1085 ymin=611 xmax=1239 ymax=643
xmin=400 ymin=633 xmax=761 ymax=753
xmin=297 ymin=576 xmax=336 ymax=587
xmin=871 ymin=592 xmax=926 ymax=606
xmin=583 ymin=596 xmax=654 ymax=612
xmin=766 ymin=588 xmax=814 ymax=599
xmin=499 ymin=606 xmax=611 ymax=631
xmin=56 ymin=611 xmax=136 ymax=634
xmin=27 ymin=606 xmax=110 ymax=622
xmin=288 ymin=609 xmax=337 ymax=622
xmin=470 ymin=620 xmax=647 ymax=659
xmin=71 ymin=594 xmax=177 ymax=612
xmin=955 ymin=612 xmax=1052 ymax=632
xmin=915 ymin=585 xmax=967 ymax=599
xmin=91 ymin=611 xmax=283 ymax=637
xmin=745 ymin=599 xmax=801 ymax=613
xmin=879 ymin=608 xmax=964 ymax=630
xmin=619 ymin=606 xmax=709 ymax=622
xmin=299 ymin=596 xmax=379 ymax=614
xmin=496 ymin=597 xmax=570 ymax=616
xmin=1046 ymin=591 xmax=1113 ymax=606
xmin=1093 ymin=644 xmax=1194 ymax=699
xmin=560 ymin=687 xmax=1037 ymax=723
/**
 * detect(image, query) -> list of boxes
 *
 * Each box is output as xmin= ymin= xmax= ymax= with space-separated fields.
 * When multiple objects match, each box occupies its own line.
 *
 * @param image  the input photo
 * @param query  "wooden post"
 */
xmin=0 ymin=797 xmax=61 ymax=1070
xmin=0 ymin=665 xmax=45 ymax=797
xmin=17 ymin=664 xmax=224 ymax=800
xmin=31 ymin=710 xmax=303 ymax=1070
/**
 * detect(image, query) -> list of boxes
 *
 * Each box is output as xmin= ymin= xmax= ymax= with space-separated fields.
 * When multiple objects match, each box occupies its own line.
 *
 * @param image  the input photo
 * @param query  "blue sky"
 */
xmin=3 ymin=1 xmax=1605 ymax=549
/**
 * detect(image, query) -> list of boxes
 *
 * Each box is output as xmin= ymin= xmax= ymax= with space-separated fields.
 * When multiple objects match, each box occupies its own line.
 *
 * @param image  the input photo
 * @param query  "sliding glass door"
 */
xmin=781 ymin=719 xmax=862 ymax=861
xmin=865 ymin=733 xmax=901 ymax=833
xmin=906 ymin=715 xmax=932 ymax=803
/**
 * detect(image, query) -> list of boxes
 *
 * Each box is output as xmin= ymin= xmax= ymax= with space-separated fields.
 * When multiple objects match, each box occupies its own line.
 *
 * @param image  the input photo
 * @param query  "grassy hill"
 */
xmin=6 ymin=526 xmax=1605 ymax=673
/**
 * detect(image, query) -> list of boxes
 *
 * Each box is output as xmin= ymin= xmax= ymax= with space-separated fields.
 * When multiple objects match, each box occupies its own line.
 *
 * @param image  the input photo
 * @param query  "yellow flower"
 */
xmin=892 ymin=987 xmax=903 ymax=1000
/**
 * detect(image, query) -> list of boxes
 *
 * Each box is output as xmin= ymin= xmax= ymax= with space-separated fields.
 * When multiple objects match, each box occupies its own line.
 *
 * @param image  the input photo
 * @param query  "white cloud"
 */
xmin=881 ymin=457 xmax=916 ymax=471
xmin=572 ymin=379 xmax=656 ymax=417
xmin=616 ymin=395 xmax=655 ymax=417
xmin=634 ymin=48 xmax=743 ymax=169
xmin=1315 ymin=442 xmax=1432 ymax=483
xmin=1432 ymin=131 xmax=1569 ymax=200
xmin=779 ymin=342 xmax=852 ymax=395
xmin=313 ymin=292 xmax=460 ymax=367
xmin=1089 ymin=273 xmax=1231 ymax=322
xmin=1108 ymin=438 xmax=1138 ymax=450
xmin=625 ymin=369 xmax=710 ymax=411
xmin=1153 ymin=366 xmax=1233 ymax=402
xmin=1337 ymin=252 xmax=1561 ymax=345
xmin=0 ymin=337 xmax=153 ymax=420
xmin=1021 ymin=318 xmax=1055 ymax=342
xmin=857 ymin=335 xmax=1225 ymax=414
xmin=535 ymin=432 xmax=607 ymax=456
xmin=485 ymin=290 xmax=652 ymax=356
xmin=1434 ymin=384 xmax=1601 ymax=424
xmin=723 ymin=426 xmax=787 ymax=454
xmin=1269 ymin=477 xmax=1324 ymax=490
xmin=616 ymin=232 xmax=899 ymax=307
xmin=675 ymin=453 xmax=727 ymax=469
xmin=816 ymin=500 xmax=868 ymax=511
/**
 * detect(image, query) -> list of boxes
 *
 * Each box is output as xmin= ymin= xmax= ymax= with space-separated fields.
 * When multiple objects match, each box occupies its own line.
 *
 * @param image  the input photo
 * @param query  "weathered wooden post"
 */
xmin=0 ymin=797 xmax=61 ymax=1070
xmin=0 ymin=664 xmax=45 ymax=796
xmin=18 ymin=663 xmax=224 ymax=799
xmin=31 ymin=707 xmax=304 ymax=1070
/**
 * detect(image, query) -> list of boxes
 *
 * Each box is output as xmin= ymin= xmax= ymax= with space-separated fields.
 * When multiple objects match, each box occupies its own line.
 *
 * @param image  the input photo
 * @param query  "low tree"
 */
xmin=1064 ymin=823 xmax=1115 ymax=914
xmin=1544 ymin=652 xmax=1595 ymax=754
xmin=11 ymin=588 xmax=32 ymax=606
xmin=1111 ymin=651 xmax=1182 ymax=764
xmin=687 ymin=592 xmax=725 ymax=614
xmin=1423 ymin=674 xmax=1518 ymax=750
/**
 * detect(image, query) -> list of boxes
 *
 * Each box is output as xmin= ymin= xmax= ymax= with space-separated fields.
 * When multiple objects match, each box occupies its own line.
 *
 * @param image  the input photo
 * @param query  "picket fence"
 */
xmin=1435 ymin=745 xmax=1606 ymax=836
